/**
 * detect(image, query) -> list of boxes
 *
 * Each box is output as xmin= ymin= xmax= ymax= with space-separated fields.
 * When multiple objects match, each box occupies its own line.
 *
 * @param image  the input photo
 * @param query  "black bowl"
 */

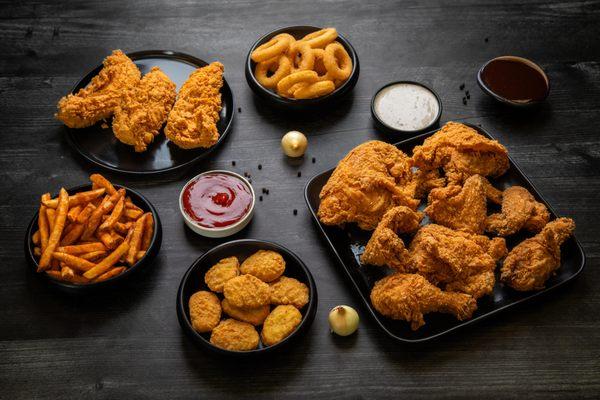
xmin=24 ymin=183 xmax=162 ymax=293
xmin=245 ymin=26 xmax=360 ymax=110
xmin=176 ymin=239 xmax=318 ymax=356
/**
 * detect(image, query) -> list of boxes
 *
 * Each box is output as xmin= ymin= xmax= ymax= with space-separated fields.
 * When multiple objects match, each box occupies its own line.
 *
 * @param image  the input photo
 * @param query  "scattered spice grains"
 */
xmin=232 ymin=161 xmax=236 ymax=166
xmin=258 ymin=164 xmax=262 ymax=170
xmin=459 ymin=83 xmax=465 ymax=91
xmin=297 ymin=171 xmax=301 ymax=177
xmin=462 ymin=97 xmax=467 ymax=105
xmin=266 ymin=189 xmax=269 ymax=195
xmin=259 ymin=195 xmax=263 ymax=201
xmin=293 ymin=209 xmax=298 ymax=216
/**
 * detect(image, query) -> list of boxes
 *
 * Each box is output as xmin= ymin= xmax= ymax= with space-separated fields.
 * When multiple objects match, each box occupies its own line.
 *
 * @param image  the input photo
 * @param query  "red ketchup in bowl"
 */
xmin=182 ymin=173 xmax=253 ymax=229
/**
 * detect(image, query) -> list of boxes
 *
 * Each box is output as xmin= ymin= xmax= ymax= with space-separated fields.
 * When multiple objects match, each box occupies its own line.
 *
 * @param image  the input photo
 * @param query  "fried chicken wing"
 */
xmin=370 ymin=273 xmax=477 ymax=330
xmin=412 ymin=122 xmax=509 ymax=184
xmin=56 ymin=50 xmax=141 ymax=128
xmin=165 ymin=62 xmax=224 ymax=149
xmin=112 ymin=67 xmax=176 ymax=152
xmin=361 ymin=206 xmax=423 ymax=271
xmin=318 ymin=141 xmax=420 ymax=230
xmin=501 ymin=218 xmax=575 ymax=291
xmin=486 ymin=186 xmax=550 ymax=236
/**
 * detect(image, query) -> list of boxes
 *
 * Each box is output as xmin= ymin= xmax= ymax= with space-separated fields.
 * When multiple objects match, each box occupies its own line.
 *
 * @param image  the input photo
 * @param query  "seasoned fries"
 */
xmin=31 ymin=174 xmax=154 ymax=284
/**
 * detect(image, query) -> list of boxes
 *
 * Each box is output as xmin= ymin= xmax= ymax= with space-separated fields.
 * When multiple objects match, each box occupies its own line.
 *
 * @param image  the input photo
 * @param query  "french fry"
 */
xmin=99 ymin=196 xmax=125 ymax=231
xmin=56 ymin=242 xmax=105 ymax=255
xmin=126 ymin=214 xmax=147 ymax=265
xmin=38 ymin=188 xmax=69 ymax=271
xmin=61 ymin=265 xmax=75 ymax=280
xmin=124 ymin=208 xmax=143 ymax=220
xmin=67 ymin=205 xmax=82 ymax=223
xmin=38 ymin=193 xmax=51 ymax=253
xmin=113 ymin=221 xmax=132 ymax=235
xmin=46 ymin=208 xmax=56 ymax=232
xmin=136 ymin=250 xmax=146 ymax=261
xmin=45 ymin=270 xmax=62 ymax=280
xmin=79 ymin=250 xmax=107 ymax=261
xmin=81 ymin=189 xmax=124 ymax=241
xmin=89 ymin=173 xmax=117 ymax=195
xmin=83 ymin=236 xmax=130 ymax=279
xmin=33 ymin=247 xmax=41 ymax=257
xmin=61 ymin=204 xmax=95 ymax=246
xmin=141 ymin=214 xmax=154 ymax=251
xmin=32 ymin=230 xmax=40 ymax=245
xmin=42 ymin=188 xmax=106 ymax=209
xmin=125 ymin=198 xmax=143 ymax=212
xmin=93 ymin=266 xmax=126 ymax=282
xmin=97 ymin=231 xmax=123 ymax=250
xmin=53 ymin=252 xmax=97 ymax=272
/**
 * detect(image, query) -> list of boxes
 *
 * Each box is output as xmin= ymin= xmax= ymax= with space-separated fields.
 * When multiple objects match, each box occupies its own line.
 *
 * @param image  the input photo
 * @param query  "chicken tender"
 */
xmin=269 ymin=276 xmax=309 ymax=309
xmin=240 ymin=250 xmax=285 ymax=282
xmin=223 ymin=274 xmax=270 ymax=308
xmin=261 ymin=305 xmax=302 ymax=346
xmin=210 ymin=319 xmax=259 ymax=351
xmin=112 ymin=66 xmax=176 ymax=152
xmin=188 ymin=291 xmax=221 ymax=333
xmin=486 ymin=186 xmax=550 ymax=236
xmin=56 ymin=50 xmax=141 ymax=128
xmin=221 ymin=298 xmax=270 ymax=326
xmin=204 ymin=256 xmax=240 ymax=292
xmin=165 ymin=62 xmax=224 ymax=149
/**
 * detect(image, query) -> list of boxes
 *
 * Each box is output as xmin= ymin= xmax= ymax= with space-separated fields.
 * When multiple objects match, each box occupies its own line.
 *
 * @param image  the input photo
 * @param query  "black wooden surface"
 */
xmin=1 ymin=0 xmax=599 ymax=398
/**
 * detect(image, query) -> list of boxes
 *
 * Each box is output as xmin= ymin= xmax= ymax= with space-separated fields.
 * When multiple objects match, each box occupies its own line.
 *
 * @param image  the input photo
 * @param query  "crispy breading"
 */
xmin=188 ymin=291 xmax=221 ymax=333
xmin=204 ymin=256 xmax=240 ymax=293
xmin=261 ymin=305 xmax=302 ymax=346
xmin=223 ymin=274 xmax=270 ymax=308
xmin=269 ymin=276 xmax=309 ymax=309
xmin=221 ymin=299 xmax=270 ymax=326
xmin=210 ymin=319 xmax=259 ymax=351
xmin=240 ymin=250 xmax=285 ymax=282
xmin=486 ymin=186 xmax=550 ymax=236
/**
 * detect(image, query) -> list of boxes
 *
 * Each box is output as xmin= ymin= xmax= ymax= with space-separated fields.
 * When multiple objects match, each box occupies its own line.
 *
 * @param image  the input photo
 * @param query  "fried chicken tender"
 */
xmin=486 ymin=186 xmax=550 ymax=236
xmin=501 ymin=218 xmax=575 ymax=291
xmin=370 ymin=273 xmax=477 ymax=330
xmin=56 ymin=50 xmax=141 ymax=128
xmin=269 ymin=276 xmax=309 ymax=309
xmin=361 ymin=206 xmax=424 ymax=271
xmin=318 ymin=141 xmax=420 ymax=230
xmin=223 ymin=274 xmax=270 ymax=308
xmin=261 ymin=305 xmax=302 ymax=346
xmin=221 ymin=298 xmax=270 ymax=326
xmin=412 ymin=122 xmax=509 ymax=184
xmin=188 ymin=291 xmax=221 ymax=333
xmin=210 ymin=319 xmax=259 ymax=351
xmin=240 ymin=250 xmax=285 ymax=282
xmin=409 ymin=224 xmax=507 ymax=299
xmin=165 ymin=62 xmax=224 ymax=149
xmin=112 ymin=66 xmax=176 ymax=152
xmin=204 ymin=256 xmax=240 ymax=293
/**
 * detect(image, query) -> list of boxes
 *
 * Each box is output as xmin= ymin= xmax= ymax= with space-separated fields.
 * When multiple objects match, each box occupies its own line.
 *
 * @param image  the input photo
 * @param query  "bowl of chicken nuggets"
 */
xmin=25 ymin=174 xmax=162 ymax=292
xmin=177 ymin=239 xmax=317 ymax=355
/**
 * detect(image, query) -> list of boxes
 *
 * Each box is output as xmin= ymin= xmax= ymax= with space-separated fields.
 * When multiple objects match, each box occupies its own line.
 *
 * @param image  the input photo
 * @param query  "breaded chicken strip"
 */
xmin=165 ymin=62 xmax=224 ymax=149
xmin=112 ymin=67 xmax=176 ymax=152
xmin=56 ymin=50 xmax=141 ymax=128
xmin=485 ymin=186 xmax=550 ymax=236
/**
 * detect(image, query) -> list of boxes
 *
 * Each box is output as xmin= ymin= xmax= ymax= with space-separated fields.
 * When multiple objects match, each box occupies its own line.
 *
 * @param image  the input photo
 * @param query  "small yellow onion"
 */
xmin=328 ymin=305 xmax=359 ymax=336
xmin=281 ymin=130 xmax=308 ymax=157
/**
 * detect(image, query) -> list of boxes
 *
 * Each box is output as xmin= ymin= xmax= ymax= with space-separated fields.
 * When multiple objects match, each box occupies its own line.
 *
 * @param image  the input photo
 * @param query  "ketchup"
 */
xmin=182 ymin=173 xmax=253 ymax=228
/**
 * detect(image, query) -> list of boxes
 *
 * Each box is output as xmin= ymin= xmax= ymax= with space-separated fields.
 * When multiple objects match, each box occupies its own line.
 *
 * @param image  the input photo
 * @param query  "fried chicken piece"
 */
xmin=269 ymin=276 xmax=309 ymax=309
xmin=240 ymin=250 xmax=285 ymax=282
xmin=223 ymin=274 xmax=270 ymax=308
xmin=409 ymin=224 xmax=507 ymax=299
xmin=165 ymin=62 xmax=224 ymax=149
xmin=486 ymin=186 xmax=550 ymax=236
xmin=261 ymin=305 xmax=302 ymax=346
xmin=204 ymin=256 xmax=240 ymax=293
xmin=370 ymin=273 xmax=477 ymax=330
xmin=112 ymin=67 xmax=176 ymax=152
xmin=501 ymin=218 xmax=575 ymax=291
xmin=406 ymin=169 xmax=447 ymax=199
xmin=188 ymin=291 xmax=221 ymax=333
xmin=56 ymin=50 xmax=141 ymax=128
xmin=318 ymin=141 xmax=420 ymax=230
xmin=210 ymin=319 xmax=259 ymax=351
xmin=361 ymin=206 xmax=424 ymax=271
xmin=221 ymin=299 xmax=270 ymax=326
xmin=412 ymin=122 xmax=509 ymax=184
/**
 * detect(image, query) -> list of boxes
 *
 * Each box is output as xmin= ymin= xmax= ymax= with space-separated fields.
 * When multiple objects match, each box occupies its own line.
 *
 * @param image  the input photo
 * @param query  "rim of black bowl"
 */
xmin=371 ymin=80 xmax=443 ymax=135
xmin=245 ymin=26 xmax=360 ymax=107
xmin=65 ymin=50 xmax=235 ymax=176
xmin=476 ymin=55 xmax=550 ymax=107
xmin=24 ymin=183 xmax=162 ymax=292
xmin=176 ymin=239 xmax=318 ymax=356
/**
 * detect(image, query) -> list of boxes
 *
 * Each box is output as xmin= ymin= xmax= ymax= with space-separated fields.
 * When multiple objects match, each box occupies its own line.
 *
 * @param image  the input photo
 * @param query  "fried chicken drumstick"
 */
xmin=485 ymin=186 xmax=550 ymax=236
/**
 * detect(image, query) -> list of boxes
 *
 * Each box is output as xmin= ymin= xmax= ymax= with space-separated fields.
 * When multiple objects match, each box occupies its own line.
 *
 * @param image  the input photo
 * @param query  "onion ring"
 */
xmin=287 ymin=41 xmax=315 ymax=72
xmin=300 ymin=28 xmax=338 ymax=49
xmin=251 ymin=33 xmax=295 ymax=63
xmin=311 ymin=49 xmax=331 ymax=81
xmin=323 ymin=42 xmax=352 ymax=80
xmin=276 ymin=70 xmax=319 ymax=97
xmin=294 ymin=80 xmax=336 ymax=99
xmin=254 ymin=55 xmax=292 ymax=89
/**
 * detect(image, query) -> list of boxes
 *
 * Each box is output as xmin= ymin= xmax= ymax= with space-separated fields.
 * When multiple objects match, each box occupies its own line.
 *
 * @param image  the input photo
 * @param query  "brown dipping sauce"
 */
xmin=481 ymin=58 xmax=548 ymax=103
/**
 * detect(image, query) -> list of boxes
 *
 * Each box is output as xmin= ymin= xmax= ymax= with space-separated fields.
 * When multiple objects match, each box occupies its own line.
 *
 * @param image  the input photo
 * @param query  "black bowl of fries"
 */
xmin=24 ymin=174 xmax=162 ymax=292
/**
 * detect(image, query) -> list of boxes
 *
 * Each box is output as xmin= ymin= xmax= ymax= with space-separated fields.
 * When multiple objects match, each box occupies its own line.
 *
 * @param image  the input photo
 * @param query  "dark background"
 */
xmin=1 ymin=0 xmax=599 ymax=398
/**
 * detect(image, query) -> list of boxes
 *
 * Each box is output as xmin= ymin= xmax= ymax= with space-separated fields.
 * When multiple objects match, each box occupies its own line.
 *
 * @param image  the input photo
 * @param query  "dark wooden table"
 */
xmin=1 ymin=0 xmax=599 ymax=398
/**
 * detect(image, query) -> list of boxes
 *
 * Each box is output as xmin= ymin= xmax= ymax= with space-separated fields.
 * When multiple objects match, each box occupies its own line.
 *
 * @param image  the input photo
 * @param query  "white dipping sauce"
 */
xmin=374 ymin=83 xmax=440 ymax=131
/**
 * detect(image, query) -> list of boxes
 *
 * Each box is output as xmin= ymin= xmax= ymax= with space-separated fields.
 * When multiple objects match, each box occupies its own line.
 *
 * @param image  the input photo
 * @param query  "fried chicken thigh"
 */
xmin=318 ymin=141 xmax=420 ymax=230
xmin=486 ymin=186 xmax=550 ymax=236
xmin=370 ymin=273 xmax=478 ymax=330
xmin=501 ymin=218 xmax=575 ymax=291
xmin=56 ymin=50 xmax=141 ymax=128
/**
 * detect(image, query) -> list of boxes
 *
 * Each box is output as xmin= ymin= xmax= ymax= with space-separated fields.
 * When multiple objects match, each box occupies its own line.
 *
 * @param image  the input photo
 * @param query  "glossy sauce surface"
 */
xmin=374 ymin=83 xmax=440 ymax=131
xmin=182 ymin=173 xmax=252 ymax=228
xmin=482 ymin=59 xmax=548 ymax=102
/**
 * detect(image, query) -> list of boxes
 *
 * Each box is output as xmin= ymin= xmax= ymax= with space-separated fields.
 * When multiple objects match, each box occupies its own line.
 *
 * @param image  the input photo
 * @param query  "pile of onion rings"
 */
xmin=251 ymin=28 xmax=353 ymax=100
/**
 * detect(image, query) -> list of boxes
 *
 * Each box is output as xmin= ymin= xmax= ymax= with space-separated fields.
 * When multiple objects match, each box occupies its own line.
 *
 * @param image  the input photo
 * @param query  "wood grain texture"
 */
xmin=1 ymin=0 xmax=600 ymax=398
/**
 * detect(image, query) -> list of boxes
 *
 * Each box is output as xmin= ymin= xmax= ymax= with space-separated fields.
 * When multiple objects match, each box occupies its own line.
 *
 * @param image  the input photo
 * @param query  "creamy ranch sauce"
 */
xmin=374 ymin=83 xmax=440 ymax=131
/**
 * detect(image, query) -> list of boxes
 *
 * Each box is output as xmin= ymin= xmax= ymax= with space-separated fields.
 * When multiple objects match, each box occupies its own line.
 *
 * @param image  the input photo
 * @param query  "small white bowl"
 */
xmin=179 ymin=170 xmax=255 ymax=238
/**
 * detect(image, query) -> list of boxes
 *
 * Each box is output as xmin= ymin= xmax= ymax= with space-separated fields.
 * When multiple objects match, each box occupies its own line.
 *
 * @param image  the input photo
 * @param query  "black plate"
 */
xmin=64 ymin=50 xmax=234 ymax=175
xmin=304 ymin=124 xmax=586 ymax=342
xmin=176 ymin=239 xmax=318 ymax=356
xmin=24 ymin=183 xmax=162 ymax=293
xmin=245 ymin=26 xmax=360 ymax=110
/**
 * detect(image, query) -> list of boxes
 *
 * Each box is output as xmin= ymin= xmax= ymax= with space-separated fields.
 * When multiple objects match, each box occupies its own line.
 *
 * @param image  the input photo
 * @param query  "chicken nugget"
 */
xmin=188 ymin=291 xmax=221 ymax=333
xmin=223 ymin=274 xmax=270 ymax=308
xmin=240 ymin=250 xmax=285 ymax=282
xmin=261 ymin=305 xmax=302 ymax=346
xmin=204 ymin=256 xmax=240 ymax=292
xmin=221 ymin=298 xmax=270 ymax=326
xmin=269 ymin=276 xmax=309 ymax=309
xmin=210 ymin=319 xmax=259 ymax=351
